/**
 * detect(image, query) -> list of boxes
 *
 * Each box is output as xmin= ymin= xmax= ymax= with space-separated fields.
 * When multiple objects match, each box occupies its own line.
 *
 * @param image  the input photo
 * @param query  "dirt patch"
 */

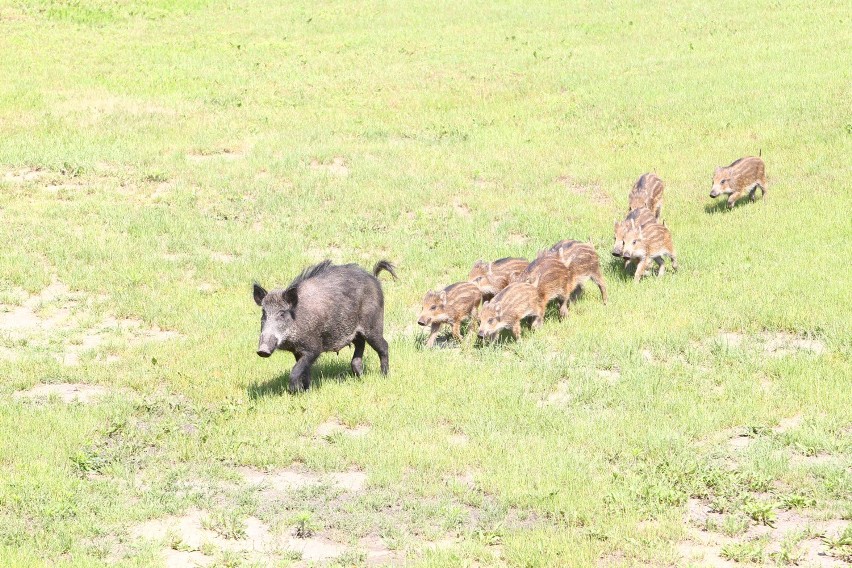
xmin=315 ymin=418 xmax=371 ymax=439
xmin=538 ymin=380 xmax=571 ymax=407
xmin=359 ymin=535 xmax=404 ymax=565
xmin=13 ymin=383 xmax=109 ymax=404
xmin=3 ymin=168 xmax=47 ymax=183
xmin=717 ymin=332 xmax=744 ymax=349
xmin=131 ymin=508 xmax=352 ymax=565
xmin=473 ymin=176 xmax=497 ymax=190
xmin=763 ymin=332 xmax=826 ymax=357
xmin=0 ymin=281 xmax=180 ymax=365
xmin=507 ymin=232 xmax=529 ymax=246
xmin=447 ymin=433 xmax=469 ymax=446
xmin=773 ymin=414 xmax=803 ymax=434
xmin=681 ymin=494 xmax=850 ymax=566
xmin=238 ymin=465 xmax=367 ymax=494
xmin=209 ymin=252 xmax=235 ymax=263
xmin=309 ymin=157 xmax=349 ymax=176
xmin=556 ymin=176 xmax=613 ymax=206
xmin=596 ymin=368 xmax=621 ymax=382
xmin=186 ymin=148 xmax=244 ymax=163
xmin=453 ymin=202 xmax=472 ymax=218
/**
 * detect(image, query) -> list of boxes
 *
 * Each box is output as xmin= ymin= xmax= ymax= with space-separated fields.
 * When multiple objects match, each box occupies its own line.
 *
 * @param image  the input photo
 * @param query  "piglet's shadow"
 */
xmin=247 ymin=357 xmax=356 ymax=398
xmin=608 ymin=258 xmax=635 ymax=282
xmin=704 ymin=197 xmax=761 ymax=214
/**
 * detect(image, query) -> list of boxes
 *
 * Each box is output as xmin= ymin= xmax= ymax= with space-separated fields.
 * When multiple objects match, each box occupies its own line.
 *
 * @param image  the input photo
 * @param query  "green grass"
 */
xmin=0 ymin=0 xmax=850 ymax=566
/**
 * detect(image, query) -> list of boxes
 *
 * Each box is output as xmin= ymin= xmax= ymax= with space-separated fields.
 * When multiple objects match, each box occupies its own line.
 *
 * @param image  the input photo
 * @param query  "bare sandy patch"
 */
xmin=238 ymin=465 xmax=367 ymax=494
xmin=507 ymin=232 xmax=529 ymax=246
xmin=556 ymin=176 xmax=613 ymax=206
xmin=681 ymin=497 xmax=850 ymax=566
xmin=13 ymin=383 xmax=109 ymax=404
xmin=447 ymin=433 xmax=469 ymax=446
xmin=773 ymin=414 xmax=803 ymax=434
xmin=210 ymin=252 xmax=235 ymax=263
xmin=472 ymin=176 xmax=497 ymax=190
xmin=315 ymin=418 xmax=371 ymax=439
xmin=716 ymin=332 xmax=744 ymax=349
xmin=596 ymin=368 xmax=621 ymax=382
xmin=763 ymin=332 xmax=826 ymax=357
xmin=186 ymin=148 xmax=244 ymax=163
xmin=3 ymin=168 xmax=47 ymax=183
xmin=309 ymin=157 xmax=349 ymax=176
xmin=453 ymin=202 xmax=472 ymax=218
xmin=359 ymin=535 xmax=404 ymax=565
xmin=538 ymin=380 xmax=571 ymax=407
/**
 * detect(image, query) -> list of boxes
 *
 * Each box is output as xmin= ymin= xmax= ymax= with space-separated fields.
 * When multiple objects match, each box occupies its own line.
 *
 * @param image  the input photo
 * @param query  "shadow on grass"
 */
xmin=704 ymin=195 xmax=763 ymax=214
xmin=414 ymin=320 xmax=478 ymax=350
xmin=247 ymin=357 xmax=356 ymax=398
xmin=607 ymin=257 xmax=635 ymax=282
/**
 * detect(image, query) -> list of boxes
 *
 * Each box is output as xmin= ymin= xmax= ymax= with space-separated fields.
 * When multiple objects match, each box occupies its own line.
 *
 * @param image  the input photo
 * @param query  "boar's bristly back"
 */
xmin=288 ymin=260 xmax=333 ymax=289
xmin=373 ymin=260 xmax=398 ymax=280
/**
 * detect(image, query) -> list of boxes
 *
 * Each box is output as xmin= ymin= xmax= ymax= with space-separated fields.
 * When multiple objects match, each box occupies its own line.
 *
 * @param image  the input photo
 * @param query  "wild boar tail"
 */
xmin=373 ymin=260 xmax=398 ymax=280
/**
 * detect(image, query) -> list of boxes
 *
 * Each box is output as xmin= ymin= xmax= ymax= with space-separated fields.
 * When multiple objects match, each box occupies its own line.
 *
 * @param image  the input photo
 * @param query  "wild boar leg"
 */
xmin=727 ymin=191 xmax=744 ymax=208
xmin=426 ymin=323 xmax=441 ymax=348
xmin=591 ymin=274 xmax=608 ymax=304
xmin=351 ymin=335 xmax=366 ymax=376
xmin=670 ymin=253 xmax=678 ymax=272
xmin=290 ymin=352 xmax=319 ymax=392
xmin=634 ymin=258 xmax=649 ymax=282
xmin=558 ymin=297 xmax=569 ymax=319
xmin=655 ymin=257 xmax=666 ymax=278
xmin=451 ymin=320 xmax=462 ymax=342
xmin=365 ymin=333 xmax=390 ymax=375
xmin=511 ymin=321 xmax=522 ymax=339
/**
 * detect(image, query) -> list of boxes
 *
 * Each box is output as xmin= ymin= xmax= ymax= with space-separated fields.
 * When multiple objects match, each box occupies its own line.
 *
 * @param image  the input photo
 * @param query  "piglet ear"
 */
xmin=439 ymin=290 xmax=447 ymax=303
xmin=253 ymin=283 xmax=267 ymax=306
xmin=494 ymin=303 xmax=502 ymax=316
xmin=714 ymin=166 xmax=722 ymax=174
xmin=487 ymin=263 xmax=493 ymax=275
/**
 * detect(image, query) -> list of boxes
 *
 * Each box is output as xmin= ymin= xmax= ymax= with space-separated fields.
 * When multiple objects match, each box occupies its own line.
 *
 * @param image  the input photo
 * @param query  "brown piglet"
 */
xmin=469 ymin=257 xmax=529 ymax=300
xmin=621 ymin=221 xmax=678 ymax=282
xmin=613 ymin=207 xmax=656 ymax=263
xmin=418 ymin=282 xmax=482 ymax=347
xmin=710 ymin=156 xmax=766 ymax=208
xmin=548 ymin=242 xmax=608 ymax=305
xmin=628 ymin=173 xmax=665 ymax=219
xmin=476 ymin=282 xmax=544 ymax=341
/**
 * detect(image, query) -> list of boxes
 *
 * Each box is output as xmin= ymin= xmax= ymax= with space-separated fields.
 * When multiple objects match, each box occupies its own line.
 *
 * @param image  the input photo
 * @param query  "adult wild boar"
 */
xmin=253 ymin=260 xmax=397 ymax=392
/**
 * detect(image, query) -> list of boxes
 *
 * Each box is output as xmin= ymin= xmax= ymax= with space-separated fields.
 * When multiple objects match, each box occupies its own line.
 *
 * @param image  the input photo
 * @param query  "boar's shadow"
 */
xmin=703 ymin=198 xmax=757 ymax=214
xmin=247 ymin=357 xmax=355 ymax=398
xmin=607 ymin=258 xmax=636 ymax=282
xmin=414 ymin=320 xmax=477 ymax=349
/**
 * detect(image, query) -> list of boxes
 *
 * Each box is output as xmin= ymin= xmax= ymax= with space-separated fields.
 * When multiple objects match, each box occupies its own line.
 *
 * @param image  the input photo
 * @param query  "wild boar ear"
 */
xmin=714 ymin=166 xmax=722 ymax=174
xmin=486 ymin=263 xmax=493 ymax=275
xmin=494 ymin=303 xmax=502 ymax=317
xmin=253 ymin=283 xmax=267 ymax=306
xmin=439 ymin=290 xmax=447 ymax=303
xmin=283 ymin=287 xmax=298 ymax=308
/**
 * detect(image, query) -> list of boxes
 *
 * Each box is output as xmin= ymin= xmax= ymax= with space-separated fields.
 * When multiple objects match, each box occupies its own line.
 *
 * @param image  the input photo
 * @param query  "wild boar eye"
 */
xmin=721 ymin=179 xmax=727 ymax=184
xmin=278 ymin=310 xmax=288 ymax=317
xmin=632 ymin=240 xmax=637 ymax=245
xmin=430 ymin=305 xmax=436 ymax=310
xmin=488 ymin=318 xmax=494 ymax=324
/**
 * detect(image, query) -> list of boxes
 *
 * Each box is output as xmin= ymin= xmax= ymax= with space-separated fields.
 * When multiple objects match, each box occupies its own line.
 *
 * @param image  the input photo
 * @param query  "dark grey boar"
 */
xmin=253 ymin=260 xmax=397 ymax=392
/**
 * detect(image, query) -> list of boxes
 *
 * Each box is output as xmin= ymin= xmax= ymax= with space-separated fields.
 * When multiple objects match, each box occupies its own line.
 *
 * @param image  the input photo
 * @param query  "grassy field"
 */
xmin=1 ymin=0 xmax=850 ymax=566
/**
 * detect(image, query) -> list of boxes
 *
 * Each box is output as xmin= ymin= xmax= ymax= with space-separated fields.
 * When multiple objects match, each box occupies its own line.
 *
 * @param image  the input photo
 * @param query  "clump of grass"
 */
xmin=292 ymin=512 xmax=319 ymax=539
xmin=721 ymin=541 xmax=765 ymax=563
xmin=706 ymin=514 xmax=750 ymax=537
xmin=743 ymin=500 xmax=776 ymax=527
xmin=202 ymin=511 xmax=246 ymax=540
